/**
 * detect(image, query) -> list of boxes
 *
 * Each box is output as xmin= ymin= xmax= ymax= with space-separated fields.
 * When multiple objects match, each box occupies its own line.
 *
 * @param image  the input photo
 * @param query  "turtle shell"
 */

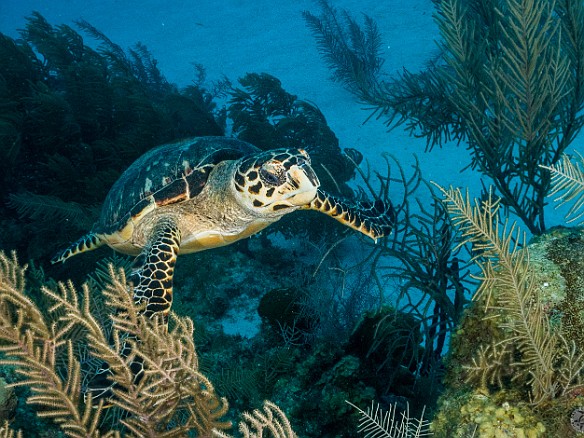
xmin=97 ymin=136 xmax=259 ymax=234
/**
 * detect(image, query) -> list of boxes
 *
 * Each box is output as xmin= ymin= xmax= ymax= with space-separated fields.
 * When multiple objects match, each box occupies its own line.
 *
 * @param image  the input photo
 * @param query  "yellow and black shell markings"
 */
xmin=97 ymin=137 xmax=255 ymax=234
xmin=303 ymin=189 xmax=396 ymax=241
xmin=51 ymin=137 xmax=261 ymax=264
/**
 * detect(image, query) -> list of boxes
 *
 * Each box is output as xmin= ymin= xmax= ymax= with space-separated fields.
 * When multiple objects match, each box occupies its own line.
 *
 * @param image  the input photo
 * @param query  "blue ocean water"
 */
xmin=0 ymin=1 xmax=438 ymax=161
xmin=1 ymin=0 xmax=577 ymax=223
xmin=1 ymin=1 xmax=583 ymax=436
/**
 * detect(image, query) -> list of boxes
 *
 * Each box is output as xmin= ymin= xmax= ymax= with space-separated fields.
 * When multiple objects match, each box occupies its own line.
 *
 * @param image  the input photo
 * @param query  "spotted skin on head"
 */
xmin=49 ymin=137 xmax=397 ymax=403
xmin=232 ymin=148 xmax=319 ymax=212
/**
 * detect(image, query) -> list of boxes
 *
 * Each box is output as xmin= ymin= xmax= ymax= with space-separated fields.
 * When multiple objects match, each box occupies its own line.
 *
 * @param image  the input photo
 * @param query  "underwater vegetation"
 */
xmin=0 ymin=251 xmax=302 ymax=437
xmin=305 ymin=0 xmax=584 ymax=434
xmin=0 ymin=12 xmax=222 ymax=263
xmin=0 ymin=12 xmax=413 ymax=438
xmin=304 ymin=0 xmax=584 ymax=235
xmin=4 ymin=2 xmax=584 ymax=437
xmin=347 ymin=400 xmax=431 ymax=437
xmin=228 ymin=72 xmax=357 ymax=196
xmin=1 ymin=13 xmax=358 ymax=266
xmin=428 ymin=154 xmax=584 ymax=437
xmin=226 ymin=72 xmax=366 ymax=245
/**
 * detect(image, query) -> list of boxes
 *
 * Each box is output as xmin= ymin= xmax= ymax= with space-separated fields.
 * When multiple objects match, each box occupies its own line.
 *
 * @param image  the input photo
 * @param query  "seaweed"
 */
xmin=0 ymin=13 xmax=224 ymax=260
xmin=0 ymin=252 xmax=233 ymax=436
xmin=228 ymin=72 xmax=367 ymax=244
xmin=0 ymin=250 xmax=303 ymax=437
xmin=541 ymin=152 xmax=584 ymax=224
xmin=439 ymin=186 xmax=584 ymax=405
xmin=346 ymin=401 xmax=430 ymax=438
xmin=346 ymin=154 xmax=473 ymax=389
xmin=302 ymin=1 xmax=384 ymax=101
xmin=305 ymin=0 xmax=584 ymax=235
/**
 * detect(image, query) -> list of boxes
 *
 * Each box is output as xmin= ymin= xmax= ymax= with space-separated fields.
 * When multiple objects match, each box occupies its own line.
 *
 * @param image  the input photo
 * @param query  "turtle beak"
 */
xmin=298 ymin=163 xmax=319 ymax=188
xmin=286 ymin=164 xmax=319 ymax=192
xmin=277 ymin=163 xmax=318 ymax=206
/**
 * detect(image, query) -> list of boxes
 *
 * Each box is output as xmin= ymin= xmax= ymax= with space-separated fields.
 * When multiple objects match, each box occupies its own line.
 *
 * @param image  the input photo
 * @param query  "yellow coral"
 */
xmin=433 ymin=391 xmax=546 ymax=438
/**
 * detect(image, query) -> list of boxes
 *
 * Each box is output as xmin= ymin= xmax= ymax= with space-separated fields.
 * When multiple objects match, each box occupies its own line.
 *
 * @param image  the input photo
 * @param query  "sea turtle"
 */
xmin=52 ymin=136 xmax=395 ymax=318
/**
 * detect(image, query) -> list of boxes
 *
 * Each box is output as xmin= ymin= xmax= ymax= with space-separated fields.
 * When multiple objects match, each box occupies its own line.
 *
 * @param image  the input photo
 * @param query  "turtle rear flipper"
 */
xmin=51 ymin=232 xmax=105 ymax=264
xmin=303 ymin=189 xmax=396 ymax=241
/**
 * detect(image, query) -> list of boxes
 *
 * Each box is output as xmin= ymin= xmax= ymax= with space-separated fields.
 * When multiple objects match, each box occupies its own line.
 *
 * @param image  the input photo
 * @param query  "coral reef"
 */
xmin=0 ymin=379 xmax=16 ymax=424
xmin=431 ymin=188 xmax=584 ymax=437
xmin=305 ymin=0 xmax=584 ymax=235
xmin=0 ymin=12 xmax=223 ymax=264
xmin=229 ymin=72 xmax=356 ymax=190
xmin=0 ymin=15 xmax=404 ymax=435
xmin=12 ymin=5 xmax=584 ymax=437
xmin=0 ymin=251 xmax=298 ymax=437
xmin=303 ymin=1 xmax=584 ymax=429
xmin=347 ymin=400 xmax=431 ymax=438
xmin=431 ymin=390 xmax=546 ymax=438
xmin=1 ymin=13 xmax=364 ymax=269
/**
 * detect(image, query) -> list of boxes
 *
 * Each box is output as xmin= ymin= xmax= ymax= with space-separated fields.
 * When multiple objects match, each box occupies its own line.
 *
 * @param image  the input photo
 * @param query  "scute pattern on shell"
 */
xmin=97 ymin=137 xmax=258 ymax=233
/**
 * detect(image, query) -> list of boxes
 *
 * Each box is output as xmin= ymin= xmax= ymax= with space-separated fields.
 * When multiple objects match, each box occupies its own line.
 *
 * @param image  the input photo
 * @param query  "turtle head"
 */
xmin=233 ymin=148 xmax=320 ymax=216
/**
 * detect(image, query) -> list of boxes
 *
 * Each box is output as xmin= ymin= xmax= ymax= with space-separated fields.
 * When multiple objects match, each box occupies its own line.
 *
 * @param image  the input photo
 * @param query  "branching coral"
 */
xmin=213 ymin=401 xmax=297 ymax=438
xmin=0 ymin=422 xmax=21 ymax=438
xmin=347 ymin=155 xmax=473 ymax=386
xmin=302 ymin=1 xmax=384 ymax=100
xmin=228 ymin=72 xmax=357 ymax=196
xmin=0 ymin=250 xmax=232 ymax=436
xmin=439 ymin=186 xmax=584 ymax=405
xmin=346 ymin=400 xmax=431 ymax=438
xmin=305 ymin=0 xmax=584 ymax=235
xmin=0 ymin=13 xmax=224 ymax=261
xmin=0 ymin=250 xmax=299 ymax=436
xmin=541 ymin=152 xmax=584 ymax=224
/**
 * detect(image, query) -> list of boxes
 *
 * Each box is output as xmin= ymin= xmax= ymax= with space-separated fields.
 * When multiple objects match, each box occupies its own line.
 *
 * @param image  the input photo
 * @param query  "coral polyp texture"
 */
xmin=432 ymin=187 xmax=584 ymax=437
xmin=0 ymin=251 xmax=300 ymax=437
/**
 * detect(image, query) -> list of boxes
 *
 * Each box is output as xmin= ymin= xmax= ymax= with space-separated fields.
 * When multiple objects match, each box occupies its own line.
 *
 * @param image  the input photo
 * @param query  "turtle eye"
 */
xmin=259 ymin=167 xmax=281 ymax=186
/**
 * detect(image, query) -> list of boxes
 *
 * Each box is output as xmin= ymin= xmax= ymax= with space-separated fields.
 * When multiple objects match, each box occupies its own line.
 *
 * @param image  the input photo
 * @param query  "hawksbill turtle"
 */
xmin=52 ymin=136 xmax=395 ymax=318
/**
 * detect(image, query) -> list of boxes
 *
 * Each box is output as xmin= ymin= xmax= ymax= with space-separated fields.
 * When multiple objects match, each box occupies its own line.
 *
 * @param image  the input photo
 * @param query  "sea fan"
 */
xmin=346 ymin=401 xmax=431 ymax=438
xmin=541 ymin=152 xmax=584 ymax=224
xmin=302 ymin=0 xmax=383 ymax=95
xmin=8 ymin=191 xmax=96 ymax=229
xmin=439 ymin=186 xmax=584 ymax=404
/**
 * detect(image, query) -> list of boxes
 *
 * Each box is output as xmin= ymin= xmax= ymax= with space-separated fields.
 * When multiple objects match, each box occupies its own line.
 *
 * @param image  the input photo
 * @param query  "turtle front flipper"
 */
xmin=130 ymin=218 xmax=182 ymax=318
xmin=303 ymin=189 xmax=396 ymax=241
xmin=51 ymin=232 xmax=105 ymax=264
xmin=85 ymin=218 xmax=182 ymax=403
